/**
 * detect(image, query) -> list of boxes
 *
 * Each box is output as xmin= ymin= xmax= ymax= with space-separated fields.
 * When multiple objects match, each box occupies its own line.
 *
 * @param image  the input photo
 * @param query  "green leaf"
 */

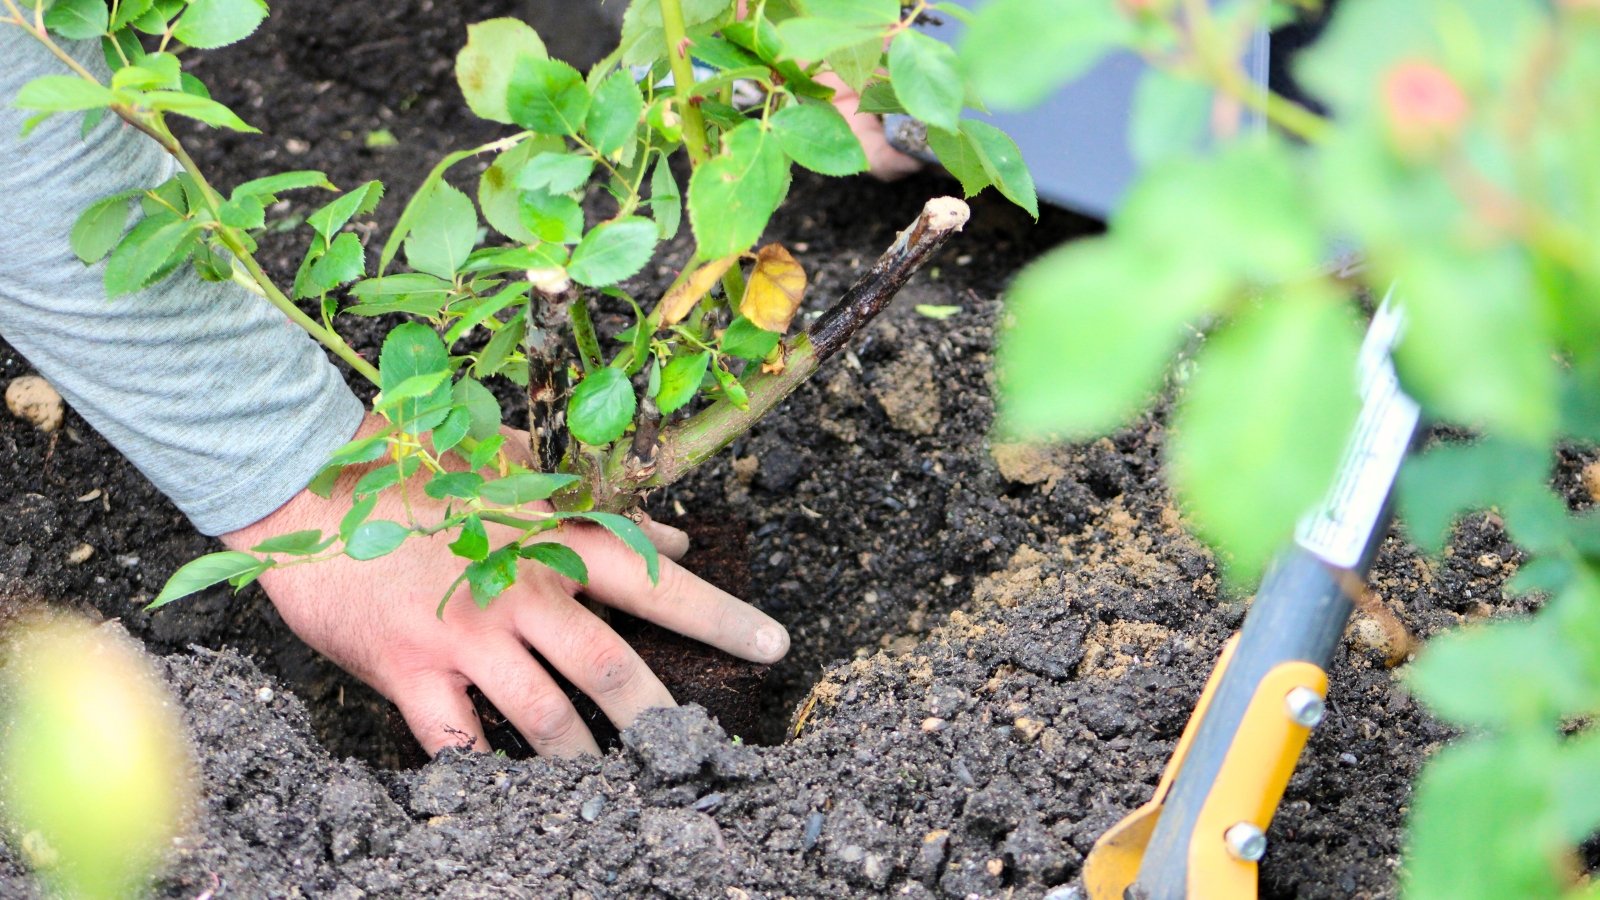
xmin=111 ymin=0 xmax=156 ymax=31
xmin=856 ymin=80 xmax=905 ymax=115
xmin=657 ymin=351 xmax=711 ymax=415
xmin=403 ymin=181 xmax=478 ymax=280
xmin=14 ymin=76 xmax=115 ymax=113
xmin=567 ymin=367 xmax=637 ymax=446
xmin=825 ymin=39 xmax=881 ymax=93
xmin=558 ymin=511 xmax=658 ymax=584
xmin=507 ymin=57 xmax=591 ymax=136
xmin=379 ymin=322 xmax=453 ymax=434
xmin=959 ymin=0 xmax=1128 ymax=110
xmin=1407 ymin=618 xmax=1596 ymax=729
xmin=171 ymin=0 xmax=267 ymax=48
xmin=378 ymin=148 xmax=476 ymax=275
xmin=960 ymin=120 xmax=1037 ymax=219
xmin=424 ymin=471 xmax=485 ymax=501
xmin=1406 ymin=738 xmax=1567 ymax=900
xmin=455 ymin=17 xmax=549 ymax=124
xmin=998 ymin=240 xmax=1223 ymax=439
xmin=517 ymin=188 xmax=585 ymax=244
xmin=515 ymin=152 xmax=597 ymax=194
xmin=45 ymin=0 xmax=109 ymax=40
xmin=465 ymin=547 xmax=520 ymax=607
xmin=568 ymin=217 xmax=657 ymax=288
xmin=348 ymin=272 xmax=454 ymax=302
xmin=712 ymin=359 xmax=749 ymax=409
xmin=926 ymin=125 xmax=991 ymax=198
xmin=70 ymin=191 xmax=140 ymax=265
xmin=344 ymin=521 xmax=411 ymax=561
xmin=474 ymin=311 xmax=526 ymax=380
xmin=1117 ymin=140 xmax=1321 ymax=285
xmin=649 ymin=153 xmax=682 ymax=240
xmin=307 ymin=181 xmax=384 ymax=242
xmin=218 ymin=194 xmax=265 ymax=229
xmin=689 ymin=121 xmax=791 ymax=258
xmin=251 ymin=530 xmax=334 ymax=556
xmin=721 ymin=316 xmax=781 ymax=361
xmin=1395 ymin=247 xmax=1555 ymax=442
xmin=431 ymin=407 xmax=472 ymax=455
xmin=104 ymin=214 xmax=196 ymax=297
xmin=795 ymin=0 xmax=899 ymax=24
xmin=478 ymin=137 xmax=561 ymax=243
xmin=1169 ymin=292 xmax=1363 ymax=583
xmin=520 ymin=541 xmax=588 ymax=584
xmin=148 ymin=551 xmax=265 ymax=609
xmin=450 ymin=515 xmax=490 ymax=561
xmin=479 ymin=472 xmax=581 ymax=506
xmin=302 ymin=231 xmax=365 ymax=297
xmin=452 ymin=378 xmax=502 ymax=440
xmin=468 ymin=434 xmax=505 ymax=471
xmin=1129 ymin=68 xmax=1212 ymax=167
xmin=351 ymin=461 xmax=406 ymax=498
xmin=619 ymin=0 xmax=728 ymax=66
xmin=775 ymin=18 xmax=883 ymax=62
xmin=771 ymin=102 xmax=868 ymax=177
xmin=232 ymin=170 xmax=336 ymax=199
xmin=887 ymin=30 xmax=962 ymax=133
xmin=585 ymin=70 xmax=645 ymax=159
xmin=140 ymin=90 xmax=258 ymax=132
xmin=1397 ymin=438 xmax=1551 ymax=555
xmin=110 ymin=54 xmax=181 ymax=91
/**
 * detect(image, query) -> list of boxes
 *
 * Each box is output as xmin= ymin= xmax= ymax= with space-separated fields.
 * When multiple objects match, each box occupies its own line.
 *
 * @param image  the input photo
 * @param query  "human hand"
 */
xmin=221 ymin=415 xmax=790 ymax=757
xmin=818 ymin=72 xmax=925 ymax=182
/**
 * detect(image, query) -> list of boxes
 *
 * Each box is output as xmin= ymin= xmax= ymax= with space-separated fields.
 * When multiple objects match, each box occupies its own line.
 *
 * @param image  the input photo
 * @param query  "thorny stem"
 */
xmin=588 ymin=197 xmax=972 ymax=511
xmin=7 ymin=5 xmax=383 ymax=386
xmin=659 ymin=0 xmax=711 ymax=166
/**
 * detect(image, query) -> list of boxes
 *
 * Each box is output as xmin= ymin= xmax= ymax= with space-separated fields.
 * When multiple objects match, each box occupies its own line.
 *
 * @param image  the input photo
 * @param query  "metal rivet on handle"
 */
xmin=1284 ymin=686 xmax=1326 ymax=728
xmin=1224 ymin=822 xmax=1268 ymax=862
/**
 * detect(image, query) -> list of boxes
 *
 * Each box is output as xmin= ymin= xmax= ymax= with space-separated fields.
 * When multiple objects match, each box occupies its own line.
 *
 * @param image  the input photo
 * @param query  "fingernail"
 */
xmin=755 ymin=625 xmax=788 ymax=661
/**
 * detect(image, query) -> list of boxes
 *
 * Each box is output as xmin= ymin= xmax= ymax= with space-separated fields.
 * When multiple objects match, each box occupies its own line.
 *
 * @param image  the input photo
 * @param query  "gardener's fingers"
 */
xmin=390 ymin=674 xmax=489 ymax=757
xmin=569 ymin=528 xmax=790 ymax=665
xmin=641 ymin=518 xmax=690 ymax=561
xmin=459 ymin=637 xmax=602 ymax=758
xmin=512 ymin=597 xmax=677 ymax=732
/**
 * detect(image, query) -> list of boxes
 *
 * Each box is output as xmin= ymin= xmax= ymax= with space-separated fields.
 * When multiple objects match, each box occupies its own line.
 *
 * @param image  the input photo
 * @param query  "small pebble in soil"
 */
xmin=1042 ymin=887 xmax=1083 ymax=900
xmin=1013 ymin=716 xmax=1046 ymax=742
xmin=952 ymin=758 xmax=976 ymax=787
xmin=65 ymin=543 xmax=94 ymax=565
xmin=920 ymin=717 xmax=948 ymax=733
xmin=255 ymin=686 xmax=275 ymax=703
xmin=691 ymin=792 xmax=724 ymax=812
xmin=5 ymin=375 xmax=63 ymax=433
xmin=1340 ymin=752 xmax=1359 ymax=765
xmin=802 ymin=811 xmax=825 ymax=851
xmin=580 ymin=796 xmax=604 ymax=822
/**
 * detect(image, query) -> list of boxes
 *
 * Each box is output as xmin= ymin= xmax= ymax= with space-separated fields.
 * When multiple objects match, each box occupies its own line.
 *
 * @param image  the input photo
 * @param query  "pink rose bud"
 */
xmin=1382 ymin=60 xmax=1469 ymax=158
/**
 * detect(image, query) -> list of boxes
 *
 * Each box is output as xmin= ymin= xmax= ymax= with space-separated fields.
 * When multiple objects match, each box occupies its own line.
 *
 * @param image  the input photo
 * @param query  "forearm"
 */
xmin=0 ymin=27 xmax=363 ymax=535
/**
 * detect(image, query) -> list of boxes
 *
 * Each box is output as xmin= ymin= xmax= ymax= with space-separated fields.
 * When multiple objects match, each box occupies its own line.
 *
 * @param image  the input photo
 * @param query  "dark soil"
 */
xmin=0 ymin=1 xmax=1547 ymax=896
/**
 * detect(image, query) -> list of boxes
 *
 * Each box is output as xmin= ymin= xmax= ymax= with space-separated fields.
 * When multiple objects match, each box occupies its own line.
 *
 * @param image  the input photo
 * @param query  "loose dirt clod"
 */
xmin=5 ymin=376 xmax=63 ymax=434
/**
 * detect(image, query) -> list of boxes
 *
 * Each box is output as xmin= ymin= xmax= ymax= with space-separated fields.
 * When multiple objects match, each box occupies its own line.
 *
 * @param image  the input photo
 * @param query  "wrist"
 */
xmin=221 ymin=412 xmax=388 ymax=551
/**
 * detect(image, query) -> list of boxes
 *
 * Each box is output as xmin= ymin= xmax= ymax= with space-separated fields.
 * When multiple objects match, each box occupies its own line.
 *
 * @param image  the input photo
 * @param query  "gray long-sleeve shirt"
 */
xmin=1 ymin=29 xmax=363 ymax=535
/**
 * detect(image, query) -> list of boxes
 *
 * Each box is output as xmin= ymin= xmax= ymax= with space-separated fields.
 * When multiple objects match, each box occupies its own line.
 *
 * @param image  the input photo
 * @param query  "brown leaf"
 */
xmin=656 ymin=255 xmax=738 ymax=326
xmin=740 ymin=243 xmax=807 ymax=333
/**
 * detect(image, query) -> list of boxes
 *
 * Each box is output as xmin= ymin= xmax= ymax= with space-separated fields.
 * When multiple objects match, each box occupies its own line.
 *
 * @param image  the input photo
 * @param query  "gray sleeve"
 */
xmin=0 ymin=30 xmax=365 ymax=536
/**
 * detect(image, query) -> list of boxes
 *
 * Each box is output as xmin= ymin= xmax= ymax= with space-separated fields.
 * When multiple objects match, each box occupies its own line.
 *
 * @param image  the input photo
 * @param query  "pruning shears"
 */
xmin=1084 ymin=297 xmax=1421 ymax=899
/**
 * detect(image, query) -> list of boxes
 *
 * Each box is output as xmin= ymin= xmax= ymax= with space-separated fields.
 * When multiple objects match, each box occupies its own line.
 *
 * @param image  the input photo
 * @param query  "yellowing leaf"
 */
xmin=657 ymin=255 xmax=737 ymax=326
xmin=740 ymin=244 xmax=807 ymax=333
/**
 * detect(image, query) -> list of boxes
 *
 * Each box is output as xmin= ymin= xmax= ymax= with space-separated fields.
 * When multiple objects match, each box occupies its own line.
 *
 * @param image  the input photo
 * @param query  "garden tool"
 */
xmin=1083 ymin=296 xmax=1420 ymax=899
